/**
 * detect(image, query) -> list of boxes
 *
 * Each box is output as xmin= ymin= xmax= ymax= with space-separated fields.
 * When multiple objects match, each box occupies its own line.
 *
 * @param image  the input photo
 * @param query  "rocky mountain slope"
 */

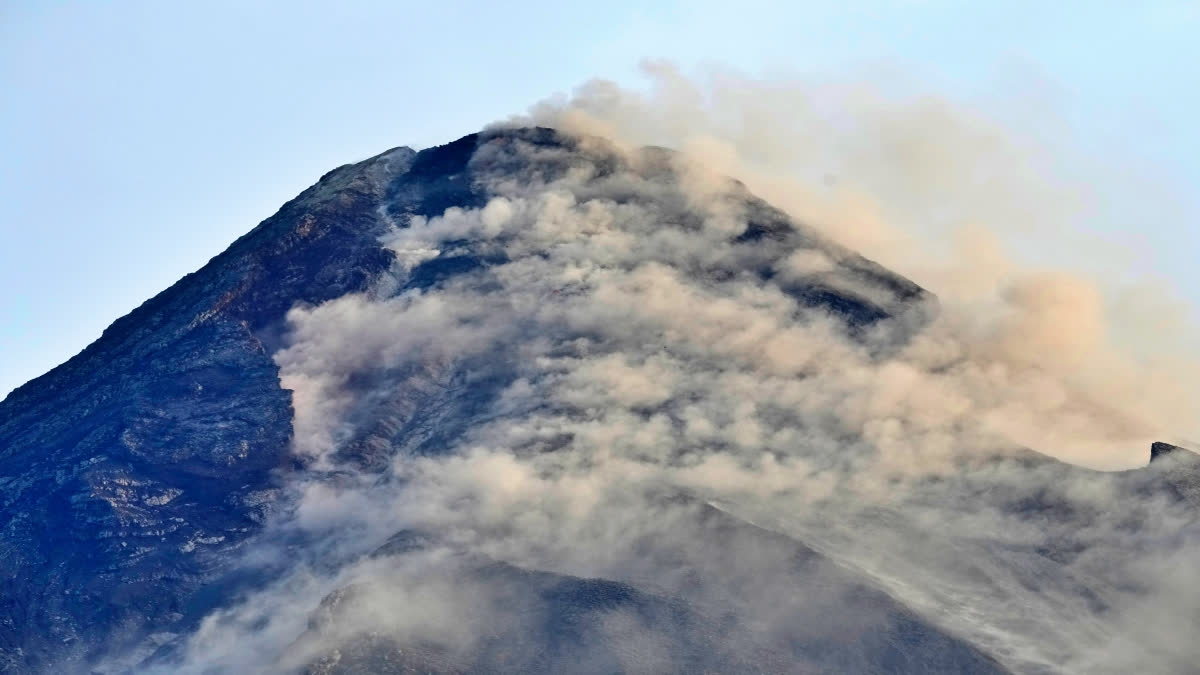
xmin=1 ymin=127 xmax=1196 ymax=674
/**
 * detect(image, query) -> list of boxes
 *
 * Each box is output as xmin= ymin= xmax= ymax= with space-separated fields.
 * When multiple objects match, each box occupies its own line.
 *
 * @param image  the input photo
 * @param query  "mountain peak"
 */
xmin=1150 ymin=441 xmax=1198 ymax=463
xmin=4 ymin=125 xmax=1196 ymax=674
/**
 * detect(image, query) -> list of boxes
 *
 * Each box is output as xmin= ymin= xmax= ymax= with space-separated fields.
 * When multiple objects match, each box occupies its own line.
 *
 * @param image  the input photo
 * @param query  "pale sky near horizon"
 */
xmin=2 ymin=1 xmax=1198 ymax=399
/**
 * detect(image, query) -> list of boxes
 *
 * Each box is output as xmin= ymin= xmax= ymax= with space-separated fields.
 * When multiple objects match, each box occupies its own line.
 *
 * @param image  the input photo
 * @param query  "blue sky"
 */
xmin=2 ymin=1 xmax=1198 ymax=398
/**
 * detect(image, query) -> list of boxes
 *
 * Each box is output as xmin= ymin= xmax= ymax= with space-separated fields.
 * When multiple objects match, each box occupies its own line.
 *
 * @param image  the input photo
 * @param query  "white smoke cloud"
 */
xmin=146 ymin=66 xmax=1200 ymax=675
xmin=510 ymin=62 xmax=1200 ymax=469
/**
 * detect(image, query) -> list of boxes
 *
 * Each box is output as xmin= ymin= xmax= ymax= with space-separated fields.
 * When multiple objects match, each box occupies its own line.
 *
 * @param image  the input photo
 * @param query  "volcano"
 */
xmin=1 ymin=128 xmax=1196 ymax=674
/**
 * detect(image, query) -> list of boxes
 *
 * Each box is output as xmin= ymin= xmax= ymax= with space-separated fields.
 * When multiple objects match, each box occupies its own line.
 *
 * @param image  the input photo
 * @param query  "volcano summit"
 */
xmin=1 ymin=127 xmax=1196 ymax=674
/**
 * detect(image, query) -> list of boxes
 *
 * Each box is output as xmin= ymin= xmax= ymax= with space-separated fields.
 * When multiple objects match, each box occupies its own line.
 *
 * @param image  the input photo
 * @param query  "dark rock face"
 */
xmin=1151 ymin=441 xmax=1195 ymax=463
xmin=0 ymin=145 xmax=417 ymax=671
xmin=1147 ymin=442 xmax=1200 ymax=508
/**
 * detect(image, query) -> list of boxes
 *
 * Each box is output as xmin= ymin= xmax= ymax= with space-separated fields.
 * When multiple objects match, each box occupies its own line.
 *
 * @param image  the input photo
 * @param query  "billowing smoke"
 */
xmin=143 ymin=66 xmax=1200 ymax=674
xmin=512 ymin=61 xmax=1200 ymax=468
